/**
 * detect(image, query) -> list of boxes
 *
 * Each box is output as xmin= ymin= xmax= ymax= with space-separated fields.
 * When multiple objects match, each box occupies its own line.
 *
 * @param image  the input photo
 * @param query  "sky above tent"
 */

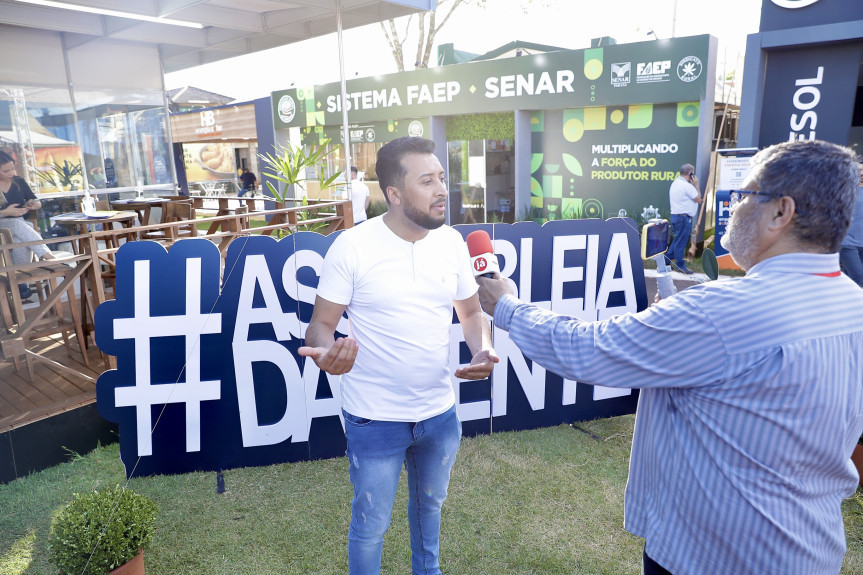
xmin=164 ymin=0 xmax=762 ymax=104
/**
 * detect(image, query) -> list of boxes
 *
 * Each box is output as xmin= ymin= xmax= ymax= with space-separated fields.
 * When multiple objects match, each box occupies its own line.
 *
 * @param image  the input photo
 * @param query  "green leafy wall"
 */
xmin=445 ymin=113 xmax=514 ymax=141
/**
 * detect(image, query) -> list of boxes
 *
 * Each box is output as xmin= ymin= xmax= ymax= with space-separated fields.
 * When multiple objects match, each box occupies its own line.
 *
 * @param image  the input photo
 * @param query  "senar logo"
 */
xmin=770 ymin=0 xmax=821 ymax=8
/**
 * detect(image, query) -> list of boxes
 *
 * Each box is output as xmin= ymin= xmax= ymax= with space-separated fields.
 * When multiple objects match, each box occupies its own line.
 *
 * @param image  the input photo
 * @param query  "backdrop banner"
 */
xmin=272 ymin=35 xmax=711 ymax=129
xmin=758 ymin=43 xmax=861 ymax=148
xmin=95 ymin=220 xmax=646 ymax=478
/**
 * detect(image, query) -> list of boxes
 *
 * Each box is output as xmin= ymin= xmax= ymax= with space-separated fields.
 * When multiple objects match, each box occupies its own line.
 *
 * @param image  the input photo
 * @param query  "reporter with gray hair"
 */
xmin=477 ymin=139 xmax=863 ymax=574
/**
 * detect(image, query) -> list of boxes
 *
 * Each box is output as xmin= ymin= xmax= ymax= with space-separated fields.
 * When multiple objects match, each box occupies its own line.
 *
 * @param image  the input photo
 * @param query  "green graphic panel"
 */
xmin=562 ymin=154 xmax=583 ymax=177
xmin=584 ymin=48 xmax=604 ymax=81
xmin=677 ymin=102 xmax=700 ymax=127
xmin=584 ymin=107 xmax=607 ymax=131
xmin=530 ymin=153 xmax=544 ymax=174
xmin=543 ymin=174 xmax=563 ymax=198
xmin=562 ymin=109 xmax=585 ymax=142
xmin=628 ymin=105 xmax=654 ymax=129
xmin=531 ymin=178 xmax=542 ymax=197
xmin=531 ymin=111 xmax=545 ymax=133
xmin=530 ymin=103 xmax=699 ymax=221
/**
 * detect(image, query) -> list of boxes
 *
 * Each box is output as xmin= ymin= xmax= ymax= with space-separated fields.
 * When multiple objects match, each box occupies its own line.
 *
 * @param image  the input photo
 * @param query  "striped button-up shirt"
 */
xmin=494 ymin=252 xmax=863 ymax=574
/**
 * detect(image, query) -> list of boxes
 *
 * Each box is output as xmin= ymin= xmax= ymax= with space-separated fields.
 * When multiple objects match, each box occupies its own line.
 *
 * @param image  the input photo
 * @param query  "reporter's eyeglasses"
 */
xmin=729 ymin=190 xmax=783 ymax=210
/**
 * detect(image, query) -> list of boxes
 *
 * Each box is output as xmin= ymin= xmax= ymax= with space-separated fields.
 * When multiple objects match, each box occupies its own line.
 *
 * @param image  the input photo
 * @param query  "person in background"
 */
xmin=839 ymin=158 xmax=863 ymax=286
xmin=0 ymin=150 xmax=66 ymax=299
xmin=298 ymin=137 xmax=497 ymax=574
xmin=89 ymin=166 xmax=106 ymax=189
xmin=666 ymin=163 xmax=701 ymax=274
xmin=349 ymin=166 xmax=370 ymax=224
xmin=476 ymin=139 xmax=863 ymax=574
xmin=238 ymin=167 xmax=257 ymax=196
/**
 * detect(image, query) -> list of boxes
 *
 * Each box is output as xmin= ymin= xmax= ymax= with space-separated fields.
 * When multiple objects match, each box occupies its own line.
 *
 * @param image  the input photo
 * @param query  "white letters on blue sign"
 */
xmin=96 ymin=221 xmax=646 ymax=477
xmin=113 ymin=258 xmax=222 ymax=456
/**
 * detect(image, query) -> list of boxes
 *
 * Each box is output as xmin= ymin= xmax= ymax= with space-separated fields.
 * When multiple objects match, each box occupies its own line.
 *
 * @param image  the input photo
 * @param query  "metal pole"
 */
xmin=672 ymin=0 xmax=678 ymax=38
xmin=337 ymin=3 xmax=352 ymax=201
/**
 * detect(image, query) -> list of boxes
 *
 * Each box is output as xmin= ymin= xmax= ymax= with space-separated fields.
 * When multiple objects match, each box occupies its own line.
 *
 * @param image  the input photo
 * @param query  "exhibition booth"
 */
xmin=272 ymin=34 xmax=718 ymax=225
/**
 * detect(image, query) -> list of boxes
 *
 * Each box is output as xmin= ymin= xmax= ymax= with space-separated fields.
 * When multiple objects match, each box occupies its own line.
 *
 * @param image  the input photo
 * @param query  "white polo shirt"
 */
xmin=316 ymin=216 xmax=478 ymax=421
xmin=669 ymin=176 xmax=699 ymax=217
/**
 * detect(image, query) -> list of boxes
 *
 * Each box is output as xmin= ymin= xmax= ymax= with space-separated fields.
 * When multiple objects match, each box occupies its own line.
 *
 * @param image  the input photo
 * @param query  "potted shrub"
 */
xmin=48 ymin=485 xmax=157 ymax=575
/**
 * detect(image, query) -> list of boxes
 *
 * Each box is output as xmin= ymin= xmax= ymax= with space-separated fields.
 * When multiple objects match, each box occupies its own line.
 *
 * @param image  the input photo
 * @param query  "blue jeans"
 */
xmin=643 ymin=550 xmax=673 ymax=574
xmin=840 ymin=245 xmax=863 ymax=286
xmin=667 ymin=214 xmax=692 ymax=267
xmin=344 ymin=404 xmax=461 ymax=575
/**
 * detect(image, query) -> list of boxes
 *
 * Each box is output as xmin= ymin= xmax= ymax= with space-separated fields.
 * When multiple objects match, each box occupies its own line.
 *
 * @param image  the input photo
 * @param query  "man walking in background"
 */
xmin=666 ymin=163 xmax=701 ymax=274
xmin=349 ymin=166 xmax=371 ymax=224
xmin=299 ymin=137 xmax=497 ymax=574
xmin=238 ymin=167 xmax=257 ymax=196
xmin=477 ymin=140 xmax=863 ymax=574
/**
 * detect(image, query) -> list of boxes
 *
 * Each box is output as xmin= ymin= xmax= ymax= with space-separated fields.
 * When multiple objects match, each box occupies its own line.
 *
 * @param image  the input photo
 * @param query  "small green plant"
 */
xmin=48 ymin=485 xmax=157 ymax=575
xmin=258 ymin=139 xmax=342 ymax=203
xmin=516 ymin=203 xmax=547 ymax=223
xmin=294 ymin=196 xmax=329 ymax=234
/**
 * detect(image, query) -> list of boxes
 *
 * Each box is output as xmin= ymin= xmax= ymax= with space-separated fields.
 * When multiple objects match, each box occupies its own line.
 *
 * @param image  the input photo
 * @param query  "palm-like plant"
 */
xmin=258 ymin=139 xmax=342 ymax=202
xmin=37 ymin=160 xmax=83 ymax=189
xmin=257 ymin=139 xmax=344 ymax=237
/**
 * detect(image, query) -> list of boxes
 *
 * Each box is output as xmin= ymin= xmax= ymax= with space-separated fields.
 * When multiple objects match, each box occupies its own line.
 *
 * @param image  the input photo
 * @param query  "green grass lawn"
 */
xmin=3 ymin=415 xmax=863 ymax=574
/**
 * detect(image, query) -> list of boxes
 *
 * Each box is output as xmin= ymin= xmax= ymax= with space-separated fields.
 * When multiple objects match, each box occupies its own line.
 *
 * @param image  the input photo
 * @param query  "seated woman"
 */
xmin=0 ymin=151 xmax=65 ymax=298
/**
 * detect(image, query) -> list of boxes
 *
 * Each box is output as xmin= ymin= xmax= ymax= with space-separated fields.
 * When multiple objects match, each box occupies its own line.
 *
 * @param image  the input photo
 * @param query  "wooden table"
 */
xmin=183 ymin=195 xmax=261 ymax=235
xmin=50 ymin=211 xmax=137 ymax=360
xmin=110 ymin=198 xmax=170 ymax=226
xmin=53 ymin=211 xmax=138 ymax=243
xmin=53 ymin=210 xmax=138 ymax=291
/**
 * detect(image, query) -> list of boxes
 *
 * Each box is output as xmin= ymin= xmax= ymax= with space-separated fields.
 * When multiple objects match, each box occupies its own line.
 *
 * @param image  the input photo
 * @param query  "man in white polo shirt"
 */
xmin=349 ymin=166 xmax=370 ymax=224
xmin=666 ymin=163 xmax=702 ymax=274
xmin=299 ymin=137 xmax=497 ymax=575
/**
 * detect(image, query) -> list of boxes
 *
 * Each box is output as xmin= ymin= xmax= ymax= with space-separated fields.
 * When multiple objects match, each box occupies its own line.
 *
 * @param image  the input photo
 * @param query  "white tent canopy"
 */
xmin=0 ymin=0 xmax=436 ymax=73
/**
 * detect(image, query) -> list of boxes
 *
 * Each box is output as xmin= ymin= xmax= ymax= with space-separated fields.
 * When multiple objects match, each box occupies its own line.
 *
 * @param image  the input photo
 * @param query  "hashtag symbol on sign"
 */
xmin=112 ymin=258 xmax=222 ymax=456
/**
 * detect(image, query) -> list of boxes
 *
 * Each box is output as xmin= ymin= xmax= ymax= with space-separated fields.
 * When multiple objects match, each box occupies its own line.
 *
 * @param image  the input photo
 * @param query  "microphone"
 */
xmin=466 ymin=230 xmax=500 ymax=278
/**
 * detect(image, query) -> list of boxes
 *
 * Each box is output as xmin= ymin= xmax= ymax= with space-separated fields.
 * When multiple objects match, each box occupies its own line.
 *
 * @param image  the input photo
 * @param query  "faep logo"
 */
xmin=770 ymin=0 xmax=821 ymax=7
xmin=636 ymin=61 xmax=671 ymax=84
xmin=277 ymin=95 xmax=296 ymax=123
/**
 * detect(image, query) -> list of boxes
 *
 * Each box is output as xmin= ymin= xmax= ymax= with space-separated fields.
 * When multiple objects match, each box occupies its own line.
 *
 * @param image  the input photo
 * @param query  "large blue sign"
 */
xmin=95 ymin=219 xmax=647 ymax=477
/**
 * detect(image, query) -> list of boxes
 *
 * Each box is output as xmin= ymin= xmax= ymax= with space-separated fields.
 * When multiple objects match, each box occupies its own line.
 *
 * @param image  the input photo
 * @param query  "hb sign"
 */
xmin=95 ymin=219 xmax=648 ymax=478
